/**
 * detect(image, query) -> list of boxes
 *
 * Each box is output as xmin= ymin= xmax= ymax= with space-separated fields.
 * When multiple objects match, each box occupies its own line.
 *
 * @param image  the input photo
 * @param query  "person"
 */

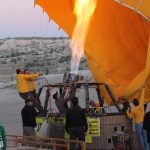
xmin=21 ymin=97 xmax=37 ymax=137
xmin=126 ymin=88 xmax=148 ymax=150
xmin=16 ymin=68 xmax=43 ymax=113
xmin=53 ymin=91 xmax=67 ymax=114
xmin=65 ymin=97 xmax=88 ymax=150
xmin=23 ymin=69 xmax=41 ymax=104
xmin=121 ymin=98 xmax=130 ymax=113
xmin=143 ymin=111 xmax=150 ymax=148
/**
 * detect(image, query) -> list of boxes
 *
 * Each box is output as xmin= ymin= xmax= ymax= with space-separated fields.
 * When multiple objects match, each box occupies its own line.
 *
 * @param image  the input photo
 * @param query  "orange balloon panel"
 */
xmin=36 ymin=0 xmax=150 ymax=104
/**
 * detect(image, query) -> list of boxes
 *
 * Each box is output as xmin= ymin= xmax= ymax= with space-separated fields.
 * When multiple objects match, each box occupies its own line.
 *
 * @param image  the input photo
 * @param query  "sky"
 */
xmin=0 ymin=0 xmax=68 ymax=39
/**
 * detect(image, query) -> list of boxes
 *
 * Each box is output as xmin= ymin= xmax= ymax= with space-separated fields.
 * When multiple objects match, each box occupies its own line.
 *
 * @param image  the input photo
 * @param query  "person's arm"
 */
xmin=24 ymin=74 xmax=39 ymax=80
xmin=126 ymin=109 xmax=134 ymax=119
xmin=139 ymin=88 xmax=145 ymax=106
xmin=95 ymin=102 xmax=100 ymax=109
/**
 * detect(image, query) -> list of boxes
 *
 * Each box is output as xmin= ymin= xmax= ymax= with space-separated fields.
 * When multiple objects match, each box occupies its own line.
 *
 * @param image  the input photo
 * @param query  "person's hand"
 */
xmin=38 ymin=72 xmax=43 ymax=76
xmin=84 ymin=132 xmax=88 ymax=136
xmin=127 ymin=109 xmax=131 ymax=113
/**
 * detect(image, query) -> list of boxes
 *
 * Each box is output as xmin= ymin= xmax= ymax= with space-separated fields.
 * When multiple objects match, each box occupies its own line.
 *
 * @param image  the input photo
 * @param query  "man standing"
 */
xmin=126 ymin=88 xmax=148 ymax=150
xmin=21 ymin=97 xmax=37 ymax=137
xmin=65 ymin=97 xmax=88 ymax=150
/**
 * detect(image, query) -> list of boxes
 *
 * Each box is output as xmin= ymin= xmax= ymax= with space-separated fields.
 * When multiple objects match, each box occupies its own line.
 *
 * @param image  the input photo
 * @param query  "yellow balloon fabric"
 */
xmin=36 ymin=0 xmax=150 ymax=104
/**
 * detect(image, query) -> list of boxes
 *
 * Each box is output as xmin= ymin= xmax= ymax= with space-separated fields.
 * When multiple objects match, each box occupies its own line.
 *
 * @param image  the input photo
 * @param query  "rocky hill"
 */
xmin=0 ymin=37 xmax=89 ymax=81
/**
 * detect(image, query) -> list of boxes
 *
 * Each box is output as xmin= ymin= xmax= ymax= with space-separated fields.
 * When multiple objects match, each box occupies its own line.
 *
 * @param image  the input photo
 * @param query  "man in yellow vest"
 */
xmin=126 ymin=88 xmax=148 ymax=150
xmin=16 ymin=68 xmax=43 ymax=113
xmin=23 ymin=69 xmax=41 ymax=104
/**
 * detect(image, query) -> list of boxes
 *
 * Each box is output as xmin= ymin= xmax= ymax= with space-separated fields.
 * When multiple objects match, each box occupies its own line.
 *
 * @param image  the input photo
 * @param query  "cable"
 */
xmin=40 ymin=9 xmax=44 ymax=37
xmin=135 ymin=0 xmax=143 ymax=10
xmin=45 ymin=18 xmax=49 ymax=37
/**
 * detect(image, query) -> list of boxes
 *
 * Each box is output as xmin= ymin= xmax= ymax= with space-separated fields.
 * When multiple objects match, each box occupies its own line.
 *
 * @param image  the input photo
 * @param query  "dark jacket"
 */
xmin=65 ymin=105 xmax=88 ymax=132
xmin=21 ymin=105 xmax=37 ymax=128
xmin=143 ymin=111 xmax=150 ymax=143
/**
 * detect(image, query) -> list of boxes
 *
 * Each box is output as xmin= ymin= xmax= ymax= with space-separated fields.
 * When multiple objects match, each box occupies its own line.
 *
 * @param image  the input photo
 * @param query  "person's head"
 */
xmin=123 ymin=100 xmax=129 ymax=107
xmin=133 ymin=98 xmax=139 ymax=106
xmin=72 ymin=97 xmax=79 ymax=106
xmin=25 ymin=96 xmax=33 ymax=106
xmin=16 ymin=68 xmax=22 ymax=74
xmin=89 ymin=100 xmax=95 ymax=107
xmin=24 ymin=69 xmax=30 ymax=74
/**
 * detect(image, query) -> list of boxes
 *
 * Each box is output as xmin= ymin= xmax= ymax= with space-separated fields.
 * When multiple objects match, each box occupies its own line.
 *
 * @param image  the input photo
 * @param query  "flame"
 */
xmin=70 ymin=0 xmax=97 ymax=74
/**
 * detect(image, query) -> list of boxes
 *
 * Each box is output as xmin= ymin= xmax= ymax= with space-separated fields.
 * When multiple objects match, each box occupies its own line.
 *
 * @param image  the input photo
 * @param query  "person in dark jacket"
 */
xmin=143 ymin=111 xmax=150 ymax=147
xmin=21 ymin=97 xmax=37 ymax=136
xmin=65 ymin=97 xmax=88 ymax=150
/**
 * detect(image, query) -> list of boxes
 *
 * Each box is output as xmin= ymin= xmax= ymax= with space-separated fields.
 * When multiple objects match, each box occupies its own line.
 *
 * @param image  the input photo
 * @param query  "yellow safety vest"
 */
xmin=16 ymin=74 xmax=39 ymax=93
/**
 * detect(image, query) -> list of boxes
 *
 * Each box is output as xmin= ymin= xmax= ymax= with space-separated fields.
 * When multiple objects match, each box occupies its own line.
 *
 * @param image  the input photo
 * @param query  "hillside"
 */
xmin=0 ymin=37 xmax=89 ymax=81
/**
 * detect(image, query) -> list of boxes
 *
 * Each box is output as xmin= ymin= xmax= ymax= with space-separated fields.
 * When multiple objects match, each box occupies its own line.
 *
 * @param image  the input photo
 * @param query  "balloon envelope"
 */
xmin=36 ymin=0 xmax=150 ymax=104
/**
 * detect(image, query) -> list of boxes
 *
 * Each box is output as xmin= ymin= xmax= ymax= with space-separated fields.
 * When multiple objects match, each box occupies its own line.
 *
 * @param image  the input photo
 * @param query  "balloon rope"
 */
xmin=120 ymin=0 xmax=123 ymax=4
xmin=40 ymin=9 xmax=43 ymax=37
xmin=135 ymin=0 xmax=143 ymax=10
xmin=33 ymin=1 xmax=36 ymax=38
xmin=45 ymin=19 xmax=48 ymax=37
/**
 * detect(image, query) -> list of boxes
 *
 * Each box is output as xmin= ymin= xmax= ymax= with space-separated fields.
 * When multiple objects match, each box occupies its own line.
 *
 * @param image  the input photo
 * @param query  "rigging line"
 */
xmin=45 ymin=18 xmax=49 ymax=38
xmin=38 ymin=9 xmax=45 ymax=72
xmin=32 ymin=0 xmax=39 ymax=72
xmin=113 ymin=0 xmax=148 ymax=20
xmin=135 ymin=0 xmax=143 ymax=10
xmin=33 ymin=0 xmax=36 ymax=38
xmin=42 ymin=17 xmax=50 ymax=74
xmin=119 ymin=0 xmax=123 ymax=5
xmin=40 ymin=8 xmax=44 ymax=37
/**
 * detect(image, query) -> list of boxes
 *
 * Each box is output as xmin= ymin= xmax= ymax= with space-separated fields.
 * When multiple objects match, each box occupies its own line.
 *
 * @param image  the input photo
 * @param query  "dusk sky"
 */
xmin=0 ymin=0 xmax=67 ymax=38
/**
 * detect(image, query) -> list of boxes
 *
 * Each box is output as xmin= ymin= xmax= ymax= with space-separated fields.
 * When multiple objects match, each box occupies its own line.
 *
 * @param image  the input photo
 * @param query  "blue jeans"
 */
xmin=135 ymin=122 xmax=149 ymax=150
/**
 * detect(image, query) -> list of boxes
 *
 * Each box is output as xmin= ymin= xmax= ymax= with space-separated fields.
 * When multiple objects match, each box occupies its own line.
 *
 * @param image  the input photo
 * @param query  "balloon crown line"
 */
xmin=112 ymin=0 xmax=149 ymax=21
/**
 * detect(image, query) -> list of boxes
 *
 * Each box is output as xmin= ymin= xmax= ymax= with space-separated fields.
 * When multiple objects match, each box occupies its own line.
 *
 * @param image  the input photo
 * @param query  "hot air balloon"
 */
xmin=35 ymin=0 xmax=150 ymax=104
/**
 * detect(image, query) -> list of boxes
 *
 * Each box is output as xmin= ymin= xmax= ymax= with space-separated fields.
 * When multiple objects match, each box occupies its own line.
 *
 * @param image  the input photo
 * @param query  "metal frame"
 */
xmin=38 ymin=82 xmax=121 ymax=113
